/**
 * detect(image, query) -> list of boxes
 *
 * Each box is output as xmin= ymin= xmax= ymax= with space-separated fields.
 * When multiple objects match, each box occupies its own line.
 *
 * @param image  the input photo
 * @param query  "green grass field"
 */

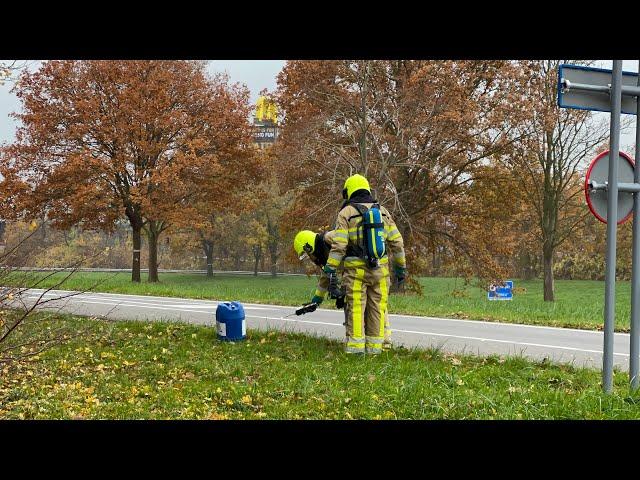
xmin=1 ymin=312 xmax=639 ymax=420
xmin=6 ymin=271 xmax=633 ymax=331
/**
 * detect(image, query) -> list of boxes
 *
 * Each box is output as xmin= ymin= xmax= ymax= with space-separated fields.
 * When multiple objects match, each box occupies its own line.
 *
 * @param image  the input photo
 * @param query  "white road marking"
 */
xmin=388 ymin=327 xmax=630 ymax=357
xmin=24 ymin=289 xmax=622 ymax=336
xmin=25 ymin=294 xmax=276 ymax=311
xmin=245 ymin=315 xmax=626 ymax=357
xmin=30 ymin=297 xmax=215 ymax=314
xmin=25 ymin=289 xmax=299 ymax=310
xmin=18 ymin=289 xmax=629 ymax=359
xmin=245 ymin=315 xmax=343 ymax=327
xmin=387 ymin=312 xmax=613 ymax=335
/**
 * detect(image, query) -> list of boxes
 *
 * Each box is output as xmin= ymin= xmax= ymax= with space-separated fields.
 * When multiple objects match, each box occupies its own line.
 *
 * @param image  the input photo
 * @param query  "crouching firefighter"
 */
xmin=324 ymin=174 xmax=407 ymax=355
xmin=293 ymin=229 xmax=347 ymax=312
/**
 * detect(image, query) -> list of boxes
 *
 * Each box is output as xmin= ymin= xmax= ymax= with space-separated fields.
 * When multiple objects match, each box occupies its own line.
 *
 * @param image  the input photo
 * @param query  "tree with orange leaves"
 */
xmin=275 ymin=60 xmax=532 ymax=280
xmin=0 ymin=60 xmax=253 ymax=282
xmin=504 ymin=60 xmax=616 ymax=301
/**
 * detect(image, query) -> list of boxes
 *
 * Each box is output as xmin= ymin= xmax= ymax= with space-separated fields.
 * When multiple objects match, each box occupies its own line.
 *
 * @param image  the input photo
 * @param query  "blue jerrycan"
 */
xmin=215 ymin=301 xmax=246 ymax=341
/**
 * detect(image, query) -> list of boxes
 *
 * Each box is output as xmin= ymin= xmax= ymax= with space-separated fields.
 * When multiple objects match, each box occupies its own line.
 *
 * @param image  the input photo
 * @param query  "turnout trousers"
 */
xmin=342 ymin=264 xmax=391 ymax=354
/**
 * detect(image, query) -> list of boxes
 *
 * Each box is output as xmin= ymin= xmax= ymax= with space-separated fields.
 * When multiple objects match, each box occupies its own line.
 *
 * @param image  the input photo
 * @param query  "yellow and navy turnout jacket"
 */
xmin=325 ymin=194 xmax=406 ymax=274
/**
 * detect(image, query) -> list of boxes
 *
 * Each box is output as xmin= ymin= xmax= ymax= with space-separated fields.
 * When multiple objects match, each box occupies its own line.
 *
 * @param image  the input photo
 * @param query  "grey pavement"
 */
xmin=11 ymin=288 xmax=632 ymax=372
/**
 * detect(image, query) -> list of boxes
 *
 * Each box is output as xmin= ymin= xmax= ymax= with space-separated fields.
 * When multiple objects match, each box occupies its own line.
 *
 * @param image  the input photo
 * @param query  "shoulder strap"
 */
xmin=347 ymin=202 xmax=369 ymax=222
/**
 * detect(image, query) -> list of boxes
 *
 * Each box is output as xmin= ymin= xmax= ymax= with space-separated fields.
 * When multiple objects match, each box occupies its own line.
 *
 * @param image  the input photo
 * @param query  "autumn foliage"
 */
xmin=0 ymin=59 xmax=618 ymax=299
xmin=0 ymin=60 xmax=254 ymax=282
xmin=274 ymin=60 xmax=533 ymax=280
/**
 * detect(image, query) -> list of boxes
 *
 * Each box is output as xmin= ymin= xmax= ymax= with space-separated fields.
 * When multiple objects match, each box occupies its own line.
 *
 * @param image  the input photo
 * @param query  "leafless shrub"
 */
xmin=0 ymin=222 xmax=114 ymax=364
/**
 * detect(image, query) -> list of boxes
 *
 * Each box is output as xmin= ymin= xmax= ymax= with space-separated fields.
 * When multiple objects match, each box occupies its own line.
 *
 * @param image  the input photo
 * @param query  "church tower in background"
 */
xmin=253 ymin=93 xmax=279 ymax=149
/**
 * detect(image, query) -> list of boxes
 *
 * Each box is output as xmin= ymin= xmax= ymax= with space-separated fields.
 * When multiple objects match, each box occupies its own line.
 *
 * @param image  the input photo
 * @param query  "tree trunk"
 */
xmin=520 ymin=251 xmax=535 ymax=280
xmin=132 ymin=224 xmax=141 ymax=283
xmin=543 ymin=246 xmax=554 ymax=302
xmin=253 ymin=245 xmax=262 ymax=276
xmin=202 ymin=240 xmax=214 ymax=278
xmin=147 ymin=230 xmax=159 ymax=283
xmin=267 ymin=217 xmax=279 ymax=278
xmin=270 ymin=250 xmax=277 ymax=277
xmin=40 ymin=216 xmax=47 ymax=241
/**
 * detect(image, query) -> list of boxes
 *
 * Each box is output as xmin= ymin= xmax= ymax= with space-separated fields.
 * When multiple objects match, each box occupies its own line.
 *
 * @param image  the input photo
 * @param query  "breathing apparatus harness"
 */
xmin=342 ymin=191 xmax=388 ymax=269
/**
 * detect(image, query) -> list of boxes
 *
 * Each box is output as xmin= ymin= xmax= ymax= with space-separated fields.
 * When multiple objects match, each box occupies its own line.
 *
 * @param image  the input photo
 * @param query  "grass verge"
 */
xmin=1 ymin=311 xmax=639 ymax=419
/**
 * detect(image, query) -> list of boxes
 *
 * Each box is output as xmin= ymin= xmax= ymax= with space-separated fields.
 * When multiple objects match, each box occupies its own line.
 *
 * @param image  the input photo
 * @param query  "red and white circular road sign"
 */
xmin=584 ymin=150 xmax=635 ymax=225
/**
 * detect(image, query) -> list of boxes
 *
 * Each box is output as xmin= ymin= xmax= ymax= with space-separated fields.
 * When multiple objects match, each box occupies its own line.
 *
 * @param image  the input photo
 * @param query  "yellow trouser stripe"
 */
xmin=352 ymin=268 xmax=365 ymax=338
xmin=346 ymin=345 xmax=365 ymax=353
xmin=379 ymin=267 xmax=389 ymax=338
xmin=388 ymin=232 xmax=401 ymax=241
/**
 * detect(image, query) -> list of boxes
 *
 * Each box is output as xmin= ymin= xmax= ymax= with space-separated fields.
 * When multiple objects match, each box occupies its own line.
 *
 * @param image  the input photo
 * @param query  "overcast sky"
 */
xmin=0 ymin=60 xmax=638 ymax=150
xmin=0 ymin=60 xmax=287 ymax=145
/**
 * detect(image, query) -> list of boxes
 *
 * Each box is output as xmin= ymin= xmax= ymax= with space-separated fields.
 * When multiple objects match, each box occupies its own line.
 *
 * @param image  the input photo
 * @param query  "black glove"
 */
xmin=335 ymin=295 xmax=345 ymax=309
xmin=395 ymin=266 xmax=407 ymax=290
xmin=324 ymin=266 xmax=341 ymax=299
xmin=295 ymin=302 xmax=318 ymax=316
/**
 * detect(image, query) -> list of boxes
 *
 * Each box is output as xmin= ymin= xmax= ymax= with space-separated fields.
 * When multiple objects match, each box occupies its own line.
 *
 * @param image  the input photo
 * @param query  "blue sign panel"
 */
xmin=557 ymin=64 xmax=639 ymax=115
xmin=488 ymin=281 xmax=513 ymax=301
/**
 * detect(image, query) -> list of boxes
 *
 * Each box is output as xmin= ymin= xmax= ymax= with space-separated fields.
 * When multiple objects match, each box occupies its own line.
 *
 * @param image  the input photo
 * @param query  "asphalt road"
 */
xmin=14 ymin=288 xmax=632 ymax=371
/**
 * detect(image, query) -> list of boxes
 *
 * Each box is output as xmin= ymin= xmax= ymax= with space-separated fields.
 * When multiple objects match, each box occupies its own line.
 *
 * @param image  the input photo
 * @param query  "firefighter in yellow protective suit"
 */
xmin=293 ymin=228 xmax=396 ymax=350
xmin=293 ymin=229 xmax=338 ymax=305
xmin=323 ymin=174 xmax=407 ymax=355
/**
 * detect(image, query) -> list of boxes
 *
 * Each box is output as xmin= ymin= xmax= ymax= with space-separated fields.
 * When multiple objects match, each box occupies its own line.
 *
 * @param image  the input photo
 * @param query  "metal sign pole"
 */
xmin=631 ymin=60 xmax=640 ymax=391
xmin=603 ymin=60 xmax=623 ymax=393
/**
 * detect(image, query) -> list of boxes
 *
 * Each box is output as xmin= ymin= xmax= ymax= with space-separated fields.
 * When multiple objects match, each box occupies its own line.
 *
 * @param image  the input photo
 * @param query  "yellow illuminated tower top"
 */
xmin=255 ymin=95 xmax=278 ymax=125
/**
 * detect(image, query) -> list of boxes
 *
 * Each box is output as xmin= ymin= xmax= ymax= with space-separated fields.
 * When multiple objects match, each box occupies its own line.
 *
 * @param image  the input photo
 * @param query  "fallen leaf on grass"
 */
xmin=208 ymin=412 xmax=229 ymax=420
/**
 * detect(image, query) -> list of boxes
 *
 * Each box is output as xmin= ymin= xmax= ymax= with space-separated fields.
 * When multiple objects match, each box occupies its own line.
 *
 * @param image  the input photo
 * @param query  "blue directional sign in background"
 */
xmin=558 ymin=64 xmax=639 ymax=115
xmin=488 ymin=281 xmax=513 ymax=301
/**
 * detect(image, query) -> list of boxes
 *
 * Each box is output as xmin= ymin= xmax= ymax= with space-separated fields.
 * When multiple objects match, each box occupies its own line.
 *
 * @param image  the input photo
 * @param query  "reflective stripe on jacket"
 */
xmin=326 ymin=203 xmax=406 ymax=270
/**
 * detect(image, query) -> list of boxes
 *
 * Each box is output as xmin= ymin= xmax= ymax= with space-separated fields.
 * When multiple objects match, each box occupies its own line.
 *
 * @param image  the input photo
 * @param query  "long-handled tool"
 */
xmin=295 ymin=302 xmax=319 ymax=315
xmin=285 ymin=290 xmax=347 ymax=319
xmin=283 ymin=302 xmax=319 ymax=319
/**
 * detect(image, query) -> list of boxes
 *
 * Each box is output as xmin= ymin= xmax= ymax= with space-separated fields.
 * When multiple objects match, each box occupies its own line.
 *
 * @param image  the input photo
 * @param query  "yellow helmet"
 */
xmin=293 ymin=230 xmax=317 ymax=259
xmin=343 ymin=174 xmax=370 ymax=200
